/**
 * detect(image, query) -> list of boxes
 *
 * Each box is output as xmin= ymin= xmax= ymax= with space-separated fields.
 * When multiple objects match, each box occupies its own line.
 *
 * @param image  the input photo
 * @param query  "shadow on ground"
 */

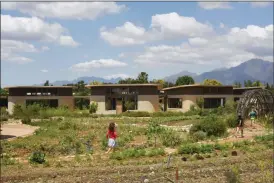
xmin=0 ymin=135 xmax=16 ymax=140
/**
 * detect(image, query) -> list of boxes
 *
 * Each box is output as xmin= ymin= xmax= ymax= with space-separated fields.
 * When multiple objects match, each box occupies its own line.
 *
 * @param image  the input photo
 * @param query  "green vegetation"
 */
xmin=203 ymin=79 xmax=222 ymax=86
xmin=175 ymin=75 xmax=195 ymax=86
xmin=29 ymin=151 xmax=46 ymax=164
xmin=89 ymin=102 xmax=98 ymax=114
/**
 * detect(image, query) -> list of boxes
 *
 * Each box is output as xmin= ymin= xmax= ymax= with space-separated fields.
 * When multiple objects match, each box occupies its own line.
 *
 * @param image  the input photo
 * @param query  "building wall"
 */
xmin=90 ymin=95 xmax=159 ymax=114
xmin=166 ymin=95 xmax=234 ymax=112
xmin=138 ymin=95 xmax=159 ymax=112
xmin=7 ymin=96 xmax=74 ymax=114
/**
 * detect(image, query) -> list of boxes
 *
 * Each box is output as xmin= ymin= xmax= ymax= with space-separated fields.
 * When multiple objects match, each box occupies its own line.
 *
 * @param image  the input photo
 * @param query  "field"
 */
xmin=1 ymin=105 xmax=273 ymax=183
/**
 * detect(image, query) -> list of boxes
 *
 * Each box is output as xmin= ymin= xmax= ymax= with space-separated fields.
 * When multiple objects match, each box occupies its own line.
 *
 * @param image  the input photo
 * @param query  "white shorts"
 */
xmin=108 ymin=138 xmax=116 ymax=148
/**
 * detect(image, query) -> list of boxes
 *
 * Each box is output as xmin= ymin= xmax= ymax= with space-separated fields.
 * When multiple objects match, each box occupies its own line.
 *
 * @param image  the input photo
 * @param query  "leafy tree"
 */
xmin=252 ymin=80 xmax=263 ymax=87
xmin=233 ymin=81 xmax=242 ymax=88
xmin=136 ymin=72 xmax=148 ymax=83
xmin=44 ymin=80 xmax=49 ymax=86
xmin=163 ymin=81 xmax=175 ymax=88
xmin=244 ymin=80 xmax=253 ymax=87
xmin=266 ymin=83 xmax=270 ymax=89
xmin=89 ymin=81 xmax=102 ymax=85
xmin=118 ymin=78 xmax=136 ymax=84
xmin=150 ymin=79 xmax=165 ymax=87
xmin=203 ymin=79 xmax=222 ymax=86
xmin=176 ymin=75 xmax=195 ymax=86
xmin=0 ymin=88 xmax=8 ymax=96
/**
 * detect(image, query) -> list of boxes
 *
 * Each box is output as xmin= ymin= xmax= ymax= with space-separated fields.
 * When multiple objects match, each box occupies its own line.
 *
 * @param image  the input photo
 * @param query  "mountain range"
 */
xmin=164 ymin=59 xmax=273 ymax=85
xmin=47 ymin=59 xmax=273 ymax=86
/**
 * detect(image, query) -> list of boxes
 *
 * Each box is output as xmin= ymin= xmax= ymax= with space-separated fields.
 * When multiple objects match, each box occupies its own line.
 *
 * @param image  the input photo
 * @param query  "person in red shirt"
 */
xmin=105 ymin=122 xmax=117 ymax=154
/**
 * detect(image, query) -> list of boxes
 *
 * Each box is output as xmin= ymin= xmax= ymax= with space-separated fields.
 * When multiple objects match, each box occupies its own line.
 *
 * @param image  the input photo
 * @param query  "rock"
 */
xmin=144 ymin=179 xmax=149 ymax=183
xmin=149 ymin=171 xmax=155 ymax=176
xmin=232 ymin=151 xmax=238 ymax=156
xmin=181 ymin=157 xmax=187 ymax=161
xmin=52 ymin=173 xmax=57 ymax=178
xmin=149 ymin=166 xmax=154 ymax=171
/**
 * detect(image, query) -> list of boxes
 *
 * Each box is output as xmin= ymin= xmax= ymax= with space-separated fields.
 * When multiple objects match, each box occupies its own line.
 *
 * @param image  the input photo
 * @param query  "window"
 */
xmin=106 ymin=97 xmax=117 ymax=110
xmin=26 ymin=99 xmax=58 ymax=108
xmin=204 ymin=98 xmax=225 ymax=108
xmin=168 ymin=98 xmax=182 ymax=108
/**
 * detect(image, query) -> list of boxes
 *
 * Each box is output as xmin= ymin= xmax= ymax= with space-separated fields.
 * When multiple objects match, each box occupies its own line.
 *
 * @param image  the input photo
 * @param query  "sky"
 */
xmin=1 ymin=1 xmax=273 ymax=86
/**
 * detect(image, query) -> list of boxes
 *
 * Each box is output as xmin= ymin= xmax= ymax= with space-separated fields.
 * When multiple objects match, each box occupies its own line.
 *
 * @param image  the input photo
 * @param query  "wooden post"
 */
xmin=167 ymin=154 xmax=171 ymax=168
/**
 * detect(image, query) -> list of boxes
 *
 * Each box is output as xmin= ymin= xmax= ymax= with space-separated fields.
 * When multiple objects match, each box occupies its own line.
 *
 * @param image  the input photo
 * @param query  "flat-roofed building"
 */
xmin=4 ymin=86 xmax=74 ymax=114
xmin=162 ymin=85 xmax=234 ymax=112
xmin=86 ymin=84 xmax=161 ymax=114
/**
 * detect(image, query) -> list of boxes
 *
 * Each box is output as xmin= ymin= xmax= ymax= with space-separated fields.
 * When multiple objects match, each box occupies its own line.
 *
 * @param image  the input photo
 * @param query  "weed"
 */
xmin=29 ymin=151 xmax=46 ymax=164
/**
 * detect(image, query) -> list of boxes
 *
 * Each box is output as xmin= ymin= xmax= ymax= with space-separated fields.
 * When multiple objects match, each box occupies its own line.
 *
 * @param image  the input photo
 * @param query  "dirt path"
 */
xmin=0 ymin=123 xmax=39 ymax=140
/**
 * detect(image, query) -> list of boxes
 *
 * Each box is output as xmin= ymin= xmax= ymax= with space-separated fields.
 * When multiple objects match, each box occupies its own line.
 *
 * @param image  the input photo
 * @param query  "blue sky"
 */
xmin=1 ymin=2 xmax=273 ymax=86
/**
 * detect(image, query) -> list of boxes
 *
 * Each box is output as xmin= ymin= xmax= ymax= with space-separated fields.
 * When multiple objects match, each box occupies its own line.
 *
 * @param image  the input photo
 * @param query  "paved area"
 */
xmin=0 ymin=123 xmax=39 ymax=140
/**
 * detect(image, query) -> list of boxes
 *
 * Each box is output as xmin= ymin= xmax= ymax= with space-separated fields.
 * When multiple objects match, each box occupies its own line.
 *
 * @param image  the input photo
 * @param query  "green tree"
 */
xmin=252 ymin=80 xmax=262 ymax=87
xmin=44 ymin=80 xmax=49 ymax=86
xmin=0 ymin=88 xmax=8 ymax=96
xmin=136 ymin=72 xmax=148 ymax=83
xmin=151 ymin=79 xmax=165 ymax=87
xmin=118 ymin=78 xmax=137 ymax=84
xmin=89 ymin=81 xmax=102 ymax=85
xmin=175 ymin=75 xmax=195 ymax=86
xmin=233 ymin=81 xmax=242 ymax=88
xmin=203 ymin=79 xmax=222 ymax=86
xmin=244 ymin=80 xmax=253 ymax=87
xmin=163 ymin=82 xmax=175 ymax=88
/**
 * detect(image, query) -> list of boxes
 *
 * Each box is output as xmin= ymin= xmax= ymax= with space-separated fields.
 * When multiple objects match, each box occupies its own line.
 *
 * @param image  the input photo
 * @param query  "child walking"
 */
xmin=105 ymin=122 xmax=117 ymax=154
xmin=235 ymin=115 xmax=244 ymax=138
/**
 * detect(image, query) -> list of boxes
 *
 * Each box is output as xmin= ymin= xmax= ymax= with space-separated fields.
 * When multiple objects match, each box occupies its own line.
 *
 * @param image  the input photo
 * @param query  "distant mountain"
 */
xmin=163 ymin=70 xmax=197 ymax=83
xmin=46 ymin=76 xmax=122 ymax=86
xmin=165 ymin=59 xmax=273 ymax=85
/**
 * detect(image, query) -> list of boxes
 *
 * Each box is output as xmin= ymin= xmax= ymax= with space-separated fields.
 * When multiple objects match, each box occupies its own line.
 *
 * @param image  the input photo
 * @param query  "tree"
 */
xmin=163 ymin=82 xmax=175 ymax=88
xmin=44 ymin=80 xmax=49 ymax=86
xmin=175 ymin=75 xmax=195 ymax=86
xmin=252 ymin=80 xmax=263 ymax=87
xmin=266 ymin=83 xmax=270 ymax=89
xmin=203 ymin=79 xmax=222 ymax=86
xmin=118 ymin=78 xmax=136 ymax=84
xmin=136 ymin=72 xmax=148 ymax=83
xmin=244 ymin=80 xmax=253 ymax=87
xmin=233 ymin=81 xmax=242 ymax=88
xmin=0 ymin=88 xmax=8 ymax=96
xmin=89 ymin=81 xmax=102 ymax=85
xmin=151 ymin=79 xmax=165 ymax=88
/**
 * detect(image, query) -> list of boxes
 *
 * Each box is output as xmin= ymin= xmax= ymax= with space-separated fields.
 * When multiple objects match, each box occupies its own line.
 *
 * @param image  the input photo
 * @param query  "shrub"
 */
xmin=190 ymin=115 xmax=227 ymax=137
xmin=192 ymin=131 xmax=207 ymax=141
xmin=122 ymin=111 xmax=150 ymax=117
xmin=1 ymin=153 xmax=16 ymax=166
xmin=178 ymin=143 xmax=214 ymax=154
xmin=21 ymin=116 xmax=31 ymax=124
xmin=196 ymin=97 xmax=204 ymax=109
xmin=160 ymin=129 xmax=182 ymax=147
xmin=152 ymin=111 xmax=184 ymax=117
xmin=89 ymin=102 xmax=98 ymax=114
xmin=26 ymin=104 xmax=42 ymax=117
xmin=224 ymin=114 xmax=238 ymax=128
xmin=29 ymin=151 xmax=46 ymax=164
xmin=13 ymin=104 xmax=24 ymax=118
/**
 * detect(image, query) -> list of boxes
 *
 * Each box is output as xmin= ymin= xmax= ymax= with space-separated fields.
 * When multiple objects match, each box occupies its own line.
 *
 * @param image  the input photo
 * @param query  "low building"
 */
xmin=86 ymin=84 xmax=161 ymax=114
xmin=162 ymin=85 xmax=234 ymax=112
xmin=162 ymin=85 xmax=264 ymax=112
xmin=4 ymin=86 xmax=74 ymax=114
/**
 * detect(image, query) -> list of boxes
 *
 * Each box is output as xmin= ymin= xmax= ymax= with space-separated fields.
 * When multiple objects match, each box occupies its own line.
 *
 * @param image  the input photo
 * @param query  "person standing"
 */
xmin=249 ymin=109 xmax=257 ymax=127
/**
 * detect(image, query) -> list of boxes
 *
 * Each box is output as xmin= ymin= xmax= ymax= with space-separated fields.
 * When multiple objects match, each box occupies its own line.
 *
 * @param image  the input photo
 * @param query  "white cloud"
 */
xmin=133 ymin=24 xmax=273 ymax=67
xmin=198 ymin=2 xmax=232 ymax=10
xmin=70 ymin=59 xmax=127 ymax=72
xmin=1 ymin=40 xmax=38 ymax=64
xmin=250 ymin=2 xmax=272 ymax=8
xmin=1 ymin=15 xmax=79 ymax=46
xmin=1 ymin=2 xmax=126 ymax=20
xmin=104 ymin=74 xmax=132 ymax=80
xmin=41 ymin=69 xmax=48 ymax=73
xmin=100 ymin=12 xmax=213 ymax=46
xmin=59 ymin=36 xmax=79 ymax=47
xmin=220 ymin=23 xmax=225 ymax=29
xmin=41 ymin=46 xmax=50 ymax=51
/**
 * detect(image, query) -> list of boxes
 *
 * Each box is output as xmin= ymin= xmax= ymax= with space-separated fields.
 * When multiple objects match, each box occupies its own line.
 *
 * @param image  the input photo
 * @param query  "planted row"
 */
xmin=110 ymin=148 xmax=165 ymax=160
